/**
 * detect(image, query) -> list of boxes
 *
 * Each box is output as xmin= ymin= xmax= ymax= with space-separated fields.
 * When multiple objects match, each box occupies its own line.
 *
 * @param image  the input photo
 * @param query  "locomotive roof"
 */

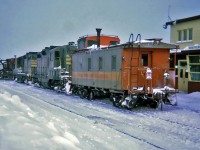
xmin=26 ymin=52 xmax=38 ymax=55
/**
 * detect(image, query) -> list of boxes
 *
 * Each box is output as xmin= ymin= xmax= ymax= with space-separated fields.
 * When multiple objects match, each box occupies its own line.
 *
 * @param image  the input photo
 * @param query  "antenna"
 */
xmin=168 ymin=5 xmax=172 ymax=21
xmin=163 ymin=5 xmax=172 ymax=29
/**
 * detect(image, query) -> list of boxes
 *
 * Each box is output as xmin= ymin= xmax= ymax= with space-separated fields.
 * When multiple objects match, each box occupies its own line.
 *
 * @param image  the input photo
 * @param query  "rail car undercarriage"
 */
xmin=111 ymin=89 xmax=177 ymax=110
xmin=68 ymin=83 xmax=177 ymax=110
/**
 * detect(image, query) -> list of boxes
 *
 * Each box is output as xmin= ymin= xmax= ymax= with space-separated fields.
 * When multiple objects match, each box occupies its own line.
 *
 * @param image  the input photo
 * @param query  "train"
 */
xmin=0 ymin=58 xmax=15 ymax=79
xmin=0 ymin=28 xmax=178 ymax=110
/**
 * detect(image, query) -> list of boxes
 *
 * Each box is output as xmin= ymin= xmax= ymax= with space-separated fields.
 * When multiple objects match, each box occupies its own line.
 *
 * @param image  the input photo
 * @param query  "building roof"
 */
xmin=170 ymin=44 xmax=200 ymax=55
xmin=163 ymin=15 xmax=200 ymax=29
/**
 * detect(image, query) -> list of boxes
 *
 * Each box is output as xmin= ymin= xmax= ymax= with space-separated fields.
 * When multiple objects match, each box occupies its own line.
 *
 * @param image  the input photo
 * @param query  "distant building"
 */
xmin=164 ymin=15 xmax=200 ymax=93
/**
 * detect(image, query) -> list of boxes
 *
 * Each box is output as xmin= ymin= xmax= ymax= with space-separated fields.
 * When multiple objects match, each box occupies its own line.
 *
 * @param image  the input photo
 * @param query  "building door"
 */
xmin=178 ymin=60 xmax=188 ymax=92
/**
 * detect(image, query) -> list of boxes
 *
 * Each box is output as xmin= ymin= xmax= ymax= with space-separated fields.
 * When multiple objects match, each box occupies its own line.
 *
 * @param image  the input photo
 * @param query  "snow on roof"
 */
xmin=87 ymin=44 xmax=108 ymax=49
xmin=170 ymin=43 xmax=200 ymax=53
xmin=78 ymin=40 xmax=177 ymax=54
xmin=183 ymin=44 xmax=200 ymax=51
xmin=134 ymin=40 xmax=154 ymax=43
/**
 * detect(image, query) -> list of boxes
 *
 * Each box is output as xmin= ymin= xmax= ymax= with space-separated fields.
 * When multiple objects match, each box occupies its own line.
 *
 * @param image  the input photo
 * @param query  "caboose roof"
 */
xmin=112 ymin=39 xmax=178 ymax=49
xmin=78 ymin=34 xmax=119 ymax=40
xmin=74 ymin=39 xmax=178 ymax=54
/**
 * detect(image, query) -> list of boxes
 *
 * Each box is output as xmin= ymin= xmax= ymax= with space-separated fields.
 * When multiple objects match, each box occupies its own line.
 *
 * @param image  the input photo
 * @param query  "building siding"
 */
xmin=170 ymin=19 xmax=200 ymax=49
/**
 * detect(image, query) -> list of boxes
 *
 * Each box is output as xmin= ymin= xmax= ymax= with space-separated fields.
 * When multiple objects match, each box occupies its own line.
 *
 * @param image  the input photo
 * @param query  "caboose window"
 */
xmin=88 ymin=58 xmax=91 ymax=71
xmin=112 ymin=55 xmax=116 ymax=70
xmin=99 ymin=57 xmax=103 ymax=70
xmin=142 ymin=54 xmax=148 ymax=66
xmin=88 ymin=40 xmax=97 ymax=47
xmin=110 ymin=41 xmax=118 ymax=46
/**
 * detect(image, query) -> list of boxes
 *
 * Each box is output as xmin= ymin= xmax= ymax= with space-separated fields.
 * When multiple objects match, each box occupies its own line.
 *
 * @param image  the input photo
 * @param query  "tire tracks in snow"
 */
xmin=1 ymin=82 xmax=166 ymax=150
xmin=36 ymin=101 xmax=166 ymax=150
xmin=3 ymin=81 xmax=200 ymax=149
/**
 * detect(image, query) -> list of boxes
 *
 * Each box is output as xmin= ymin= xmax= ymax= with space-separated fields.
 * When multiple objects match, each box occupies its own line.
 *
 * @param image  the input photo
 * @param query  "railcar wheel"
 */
xmin=167 ymin=93 xmax=178 ymax=106
xmin=88 ymin=91 xmax=94 ymax=100
xmin=127 ymin=99 xmax=137 ymax=110
xmin=112 ymin=96 xmax=121 ymax=107
xmin=83 ymin=89 xmax=89 ymax=99
xmin=72 ymin=87 xmax=78 ymax=95
xmin=80 ymin=89 xmax=88 ymax=99
xmin=80 ymin=90 xmax=84 ymax=99
xmin=149 ymin=101 xmax=158 ymax=108
xmin=157 ymin=100 xmax=164 ymax=111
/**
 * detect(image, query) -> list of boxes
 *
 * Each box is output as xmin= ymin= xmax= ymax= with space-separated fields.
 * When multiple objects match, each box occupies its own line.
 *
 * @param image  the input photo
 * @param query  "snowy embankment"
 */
xmin=0 ymin=80 xmax=200 ymax=150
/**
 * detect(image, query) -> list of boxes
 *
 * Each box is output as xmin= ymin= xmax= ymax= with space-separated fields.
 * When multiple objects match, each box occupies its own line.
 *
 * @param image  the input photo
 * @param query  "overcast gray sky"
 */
xmin=0 ymin=0 xmax=200 ymax=59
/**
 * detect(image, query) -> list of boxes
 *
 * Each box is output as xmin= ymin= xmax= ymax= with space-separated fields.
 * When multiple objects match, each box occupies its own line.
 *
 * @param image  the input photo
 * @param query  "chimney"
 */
xmin=96 ymin=28 xmax=102 ymax=48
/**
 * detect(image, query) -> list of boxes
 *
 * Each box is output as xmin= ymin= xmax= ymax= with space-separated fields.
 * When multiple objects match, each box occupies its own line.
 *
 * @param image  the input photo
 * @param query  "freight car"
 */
xmin=71 ymin=32 xmax=178 ymax=109
xmin=36 ymin=42 xmax=77 ymax=88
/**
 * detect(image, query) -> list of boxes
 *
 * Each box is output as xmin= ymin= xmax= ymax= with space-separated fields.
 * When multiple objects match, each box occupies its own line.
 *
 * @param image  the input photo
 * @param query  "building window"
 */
xmin=99 ymin=57 xmax=103 ymax=70
xmin=177 ymin=28 xmax=193 ymax=43
xmin=183 ymin=30 xmax=187 ymax=41
xmin=178 ymin=30 xmax=182 ymax=41
xmin=189 ymin=28 xmax=193 ymax=41
xmin=88 ymin=58 xmax=91 ymax=71
xmin=187 ymin=55 xmax=200 ymax=81
xmin=111 ymin=55 xmax=116 ymax=70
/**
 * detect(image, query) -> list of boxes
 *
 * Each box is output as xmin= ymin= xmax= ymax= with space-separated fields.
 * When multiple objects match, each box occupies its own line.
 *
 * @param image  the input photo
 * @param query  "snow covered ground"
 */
xmin=0 ymin=80 xmax=200 ymax=150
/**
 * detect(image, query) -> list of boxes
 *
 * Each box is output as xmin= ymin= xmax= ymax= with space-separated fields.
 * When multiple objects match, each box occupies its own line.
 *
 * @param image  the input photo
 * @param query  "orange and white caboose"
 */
xmin=71 ymin=30 xmax=178 ymax=109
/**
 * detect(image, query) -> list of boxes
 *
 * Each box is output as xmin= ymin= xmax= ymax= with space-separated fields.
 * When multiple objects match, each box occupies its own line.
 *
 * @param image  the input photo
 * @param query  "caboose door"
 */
xmin=137 ymin=51 xmax=152 ymax=88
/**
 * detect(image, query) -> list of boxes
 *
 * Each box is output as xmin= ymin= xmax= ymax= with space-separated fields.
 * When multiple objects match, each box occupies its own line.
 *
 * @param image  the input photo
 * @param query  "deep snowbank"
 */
xmin=0 ymin=90 xmax=81 ymax=150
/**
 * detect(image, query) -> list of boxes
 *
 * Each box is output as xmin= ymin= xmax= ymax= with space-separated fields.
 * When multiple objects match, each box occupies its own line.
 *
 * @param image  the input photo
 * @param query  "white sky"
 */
xmin=0 ymin=0 xmax=200 ymax=59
